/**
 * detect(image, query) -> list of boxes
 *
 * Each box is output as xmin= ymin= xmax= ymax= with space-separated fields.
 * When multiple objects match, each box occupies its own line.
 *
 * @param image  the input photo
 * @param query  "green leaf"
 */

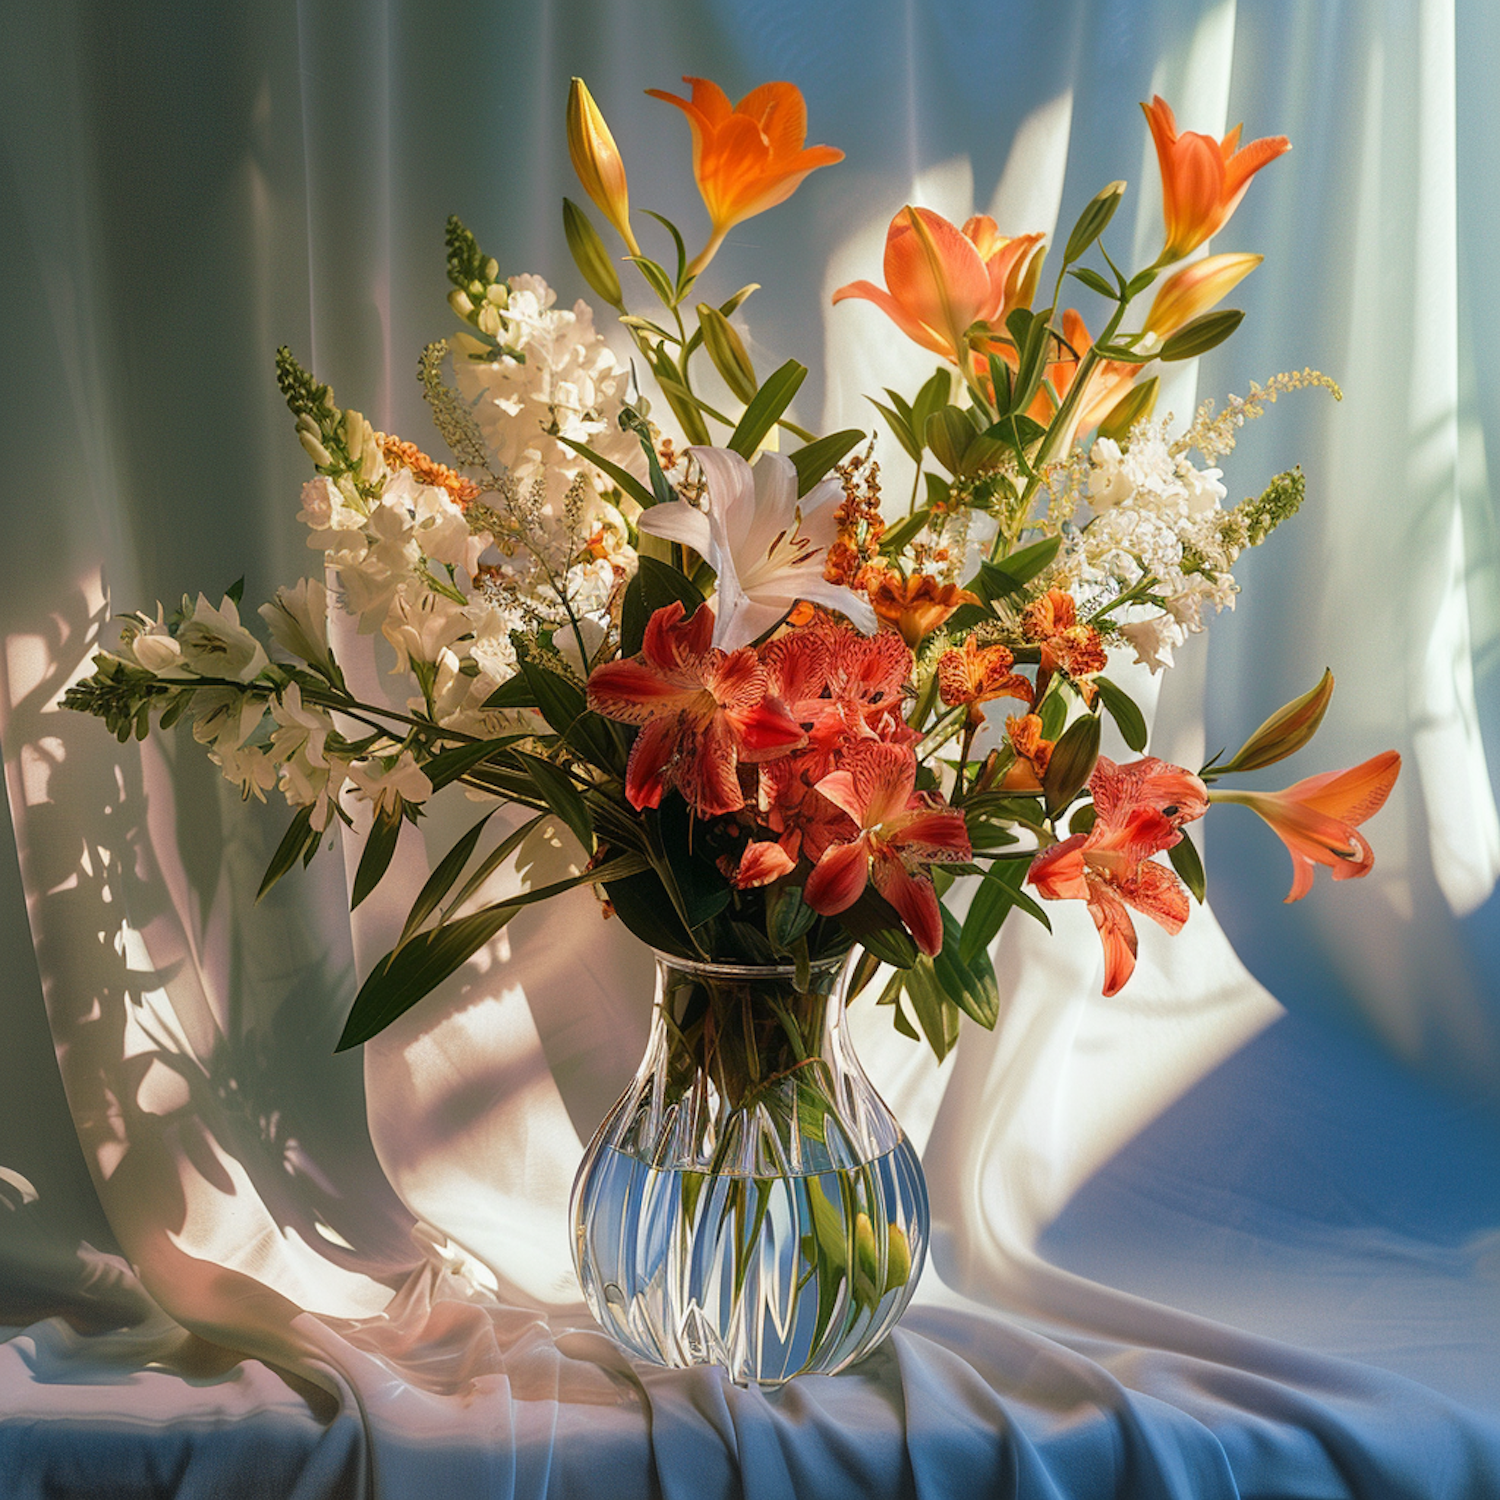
xmin=789 ymin=428 xmax=864 ymax=496
xmin=728 ymin=360 xmax=806 ymax=458
xmin=640 ymin=209 xmax=689 ymax=289
xmin=624 ymin=253 xmax=677 ymax=307
xmin=443 ymin=811 xmax=549 ymax=923
xmin=1093 ymin=675 xmax=1149 ymax=752
xmin=972 ymin=534 xmax=1063 ymax=600
xmin=554 ymin=435 xmax=656 ymax=511
xmin=512 ymin=750 xmax=593 ymax=852
xmin=423 ymin=736 xmax=519 ymax=793
xmin=1069 ymin=265 xmax=1119 ymax=299
xmin=1038 ymin=690 xmax=1069 ymax=741
xmin=1169 ymin=830 xmax=1207 ymax=903
xmin=960 ymin=858 xmax=1050 ymax=965
xmin=518 ymin=658 xmax=620 ymax=773
xmin=912 ymin=368 xmax=953 ymax=430
xmin=696 ymin=302 xmax=758 ymax=404
xmin=562 ymin=198 xmax=624 ymax=309
xmin=617 ymin=405 xmax=677 ymax=508
xmin=931 ymin=905 xmax=999 ymax=1029
xmin=767 ymin=885 xmax=818 ymax=953
xmin=924 ymin=404 xmax=978 ymax=475
xmin=902 ymin=961 xmax=960 ymax=1062
xmin=482 ymin=673 xmax=539 ymax=710
xmin=1124 ymin=268 xmax=1159 ymax=301
xmin=1062 ymin=180 xmax=1125 ymax=265
xmin=397 ymin=811 xmax=494 ymax=950
xmin=337 ymin=853 xmax=650 ymax=1049
xmin=620 ymin=555 xmax=706 ymax=657
xmin=225 ymin=576 xmax=246 ymax=606
xmin=869 ymin=398 xmax=921 ymax=463
xmin=857 ymin=925 xmax=920 ymax=971
xmin=1159 ymin=308 xmax=1244 ymax=362
xmin=351 ymin=797 xmax=405 ymax=911
xmin=256 ymin=804 xmax=317 ymax=902
xmin=878 ymin=506 xmax=933 ymax=558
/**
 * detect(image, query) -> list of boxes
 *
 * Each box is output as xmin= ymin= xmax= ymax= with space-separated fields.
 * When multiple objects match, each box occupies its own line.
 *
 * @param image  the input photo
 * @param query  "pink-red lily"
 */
xmin=585 ymin=601 xmax=805 ymax=816
xmin=647 ymin=78 xmax=843 ymax=275
xmin=1210 ymin=750 xmax=1400 ymax=902
xmin=1142 ymin=96 xmax=1290 ymax=263
xmin=1028 ymin=756 xmax=1209 ymax=996
xmin=833 ymin=207 xmax=1044 ymax=365
xmin=803 ymin=741 xmax=971 ymax=956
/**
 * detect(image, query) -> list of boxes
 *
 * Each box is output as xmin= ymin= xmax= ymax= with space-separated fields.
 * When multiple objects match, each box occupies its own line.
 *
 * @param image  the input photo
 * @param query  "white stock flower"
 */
xmin=637 ymin=447 xmax=878 ymax=651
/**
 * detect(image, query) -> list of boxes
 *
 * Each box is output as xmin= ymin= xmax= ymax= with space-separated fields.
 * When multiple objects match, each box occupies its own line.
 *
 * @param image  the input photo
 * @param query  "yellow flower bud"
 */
xmin=567 ymin=77 xmax=640 ymax=255
xmin=1217 ymin=668 xmax=1335 ymax=774
xmin=1145 ymin=252 xmax=1262 ymax=339
xmin=298 ymin=429 xmax=333 ymax=469
xmin=884 ymin=1224 xmax=912 ymax=1292
xmin=448 ymin=288 xmax=475 ymax=320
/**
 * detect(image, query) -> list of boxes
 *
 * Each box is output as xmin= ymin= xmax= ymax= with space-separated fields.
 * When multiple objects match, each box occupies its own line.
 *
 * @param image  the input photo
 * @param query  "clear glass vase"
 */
xmin=570 ymin=948 xmax=928 ymax=1384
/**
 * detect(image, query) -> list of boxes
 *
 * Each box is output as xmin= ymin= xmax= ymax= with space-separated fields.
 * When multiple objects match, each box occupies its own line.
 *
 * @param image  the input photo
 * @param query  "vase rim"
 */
xmin=647 ymin=947 xmax=853 ymax=980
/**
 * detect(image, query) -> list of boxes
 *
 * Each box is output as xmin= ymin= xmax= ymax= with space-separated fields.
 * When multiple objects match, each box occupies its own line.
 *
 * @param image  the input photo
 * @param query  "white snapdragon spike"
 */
xmin=347 ymin=751 xmax=433 ymax=813
xmin=173 ymin=594 xmax=269 ymax=682
xmin=637 ymin=448 xmax=878 ymax=651
xmin=259 ymin=578 xmax=332 ymax=673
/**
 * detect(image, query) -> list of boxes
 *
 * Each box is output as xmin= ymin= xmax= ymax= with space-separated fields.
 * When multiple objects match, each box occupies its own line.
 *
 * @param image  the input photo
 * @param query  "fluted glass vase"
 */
xmin=570 ymin=948 xmax=928 ymax=1385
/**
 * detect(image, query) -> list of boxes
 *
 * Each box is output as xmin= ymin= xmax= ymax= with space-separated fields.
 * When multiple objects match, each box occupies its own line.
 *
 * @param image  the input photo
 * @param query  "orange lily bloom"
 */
xmin=1210 ymin=750 xmax=1400 ymax=902
xmin=834 ymin=207 xmax=1044 ymax=364
xmin=865 ymin=568 xmax=979 ymax=648
xmin=1019 ymin=308 xmax=1139 ymax=445
xmin=647 ymin=77 xmax=843 ymax=275
xmin=1142 ymin=96 xmax=1290 ymax=263
xmin=1029 ymin=756 xmax=1208 ymax=996
xmin=1020 ymin=588 xmax=1108 ymax=703
xmin=937 ymin=637 xmax=1034 ymax=728
xmin=1000 ymin=713 xmax=1054 ymax=792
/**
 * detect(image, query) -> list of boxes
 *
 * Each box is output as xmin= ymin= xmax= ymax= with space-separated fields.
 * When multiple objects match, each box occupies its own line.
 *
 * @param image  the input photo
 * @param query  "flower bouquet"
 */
xmin=66 ymin=77 xmax=1399 ymax=1382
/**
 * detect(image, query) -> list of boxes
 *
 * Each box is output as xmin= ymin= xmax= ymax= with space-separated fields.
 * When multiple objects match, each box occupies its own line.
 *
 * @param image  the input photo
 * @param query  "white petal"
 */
xmin=783 ymin=577 xmax=880 ymax=634
xmin=635 ymin=502 xmax=713 ymax=555
xmin=742 ymin=452 xmax=800 ymax=556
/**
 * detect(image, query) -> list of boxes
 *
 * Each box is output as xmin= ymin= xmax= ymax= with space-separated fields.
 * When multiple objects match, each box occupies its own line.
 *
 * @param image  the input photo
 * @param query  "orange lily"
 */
xmin=647 ymin=77 xmax=843 ymax=276
xmin=1029 ymin=756 xmax=1208 ymax=996
xmin=834 ymin=207 xmax=1044 ymax=364
xmin=1142 ymin=96 xmax=1290 ymax=263
xmin=1020 ymin=588 xmax=1108 ymax=703
xmin=866 ymin=567 xmax=979 ymax=647
xmin=1210 ymin=750 xmax=1401 ymax=902
xmin=999 ymin=713 xmax=1054 ymax=792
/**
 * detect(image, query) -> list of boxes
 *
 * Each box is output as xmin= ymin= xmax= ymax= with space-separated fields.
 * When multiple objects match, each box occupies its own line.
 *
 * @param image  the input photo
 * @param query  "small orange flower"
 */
xmin=647 ymin=77 xmax=843 ymax=275
xmin=834 ymin=206 xmax=1044 ymax=365
xmin=1001 ymin=713 xmax=1054 ymax=792
xmin=1020 ymin=309 xmax=1139 ymax=444
xmin=866 ymin=569 xmax=979 ymax=648
xmin=378 ymin=434 xmax=481 ymax=508
xmin=1021 ymin=589 xmax=1108 ymax=703
xmin=937 ymin=637 xmax=1034 ymax=727
xmin=1142 ymin=96 xmax=1290 ymax=263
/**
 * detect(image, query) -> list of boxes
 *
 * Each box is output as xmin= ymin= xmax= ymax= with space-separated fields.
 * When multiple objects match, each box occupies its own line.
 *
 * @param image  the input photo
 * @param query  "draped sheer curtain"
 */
xmin=3 ymin=1 xmax=1499 ymax=1495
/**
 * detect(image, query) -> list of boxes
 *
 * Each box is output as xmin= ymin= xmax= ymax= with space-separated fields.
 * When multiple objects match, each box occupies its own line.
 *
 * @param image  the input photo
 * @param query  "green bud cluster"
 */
xmin=1234 ymin=466 xmax=1305 ymax=547
xmin=275 ymin=347 xmax=384 ymax=498
xmin=445 ymin=216 xmax=510 ymax=339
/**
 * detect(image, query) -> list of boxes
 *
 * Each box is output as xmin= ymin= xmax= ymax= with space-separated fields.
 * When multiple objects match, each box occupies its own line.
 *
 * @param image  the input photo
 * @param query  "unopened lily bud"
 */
xmin=1217 ymin=668 xmax=1334 ymax=775
xmin=567 ymin=77 xmax=641 ymax=255
xmin=1145 ymin=252 xmax=1262 ymax=339
xmin=854 ymin=1212 xmax=880 ymax=1290
xmin=1043 ymin=710 xmax=1102 ymax=818
xmin=448 ymin=288 xmax=475 ymax=320
xmin=697 ymin=303 xmax=758 ymax=403
xmin=298 ymin=430 xmax=334 ymax=468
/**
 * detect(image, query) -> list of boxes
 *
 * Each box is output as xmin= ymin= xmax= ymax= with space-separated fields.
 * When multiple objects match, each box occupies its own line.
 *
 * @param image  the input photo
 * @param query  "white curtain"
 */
xmin=2 ymin=1 xmax=1498 ymax=1494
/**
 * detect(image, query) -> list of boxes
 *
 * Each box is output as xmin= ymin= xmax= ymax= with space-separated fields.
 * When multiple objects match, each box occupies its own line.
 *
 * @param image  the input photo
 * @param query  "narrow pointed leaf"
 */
xmin=789 ymin=428 xmax=864 ymax=496
xmin=397 ymin=811 xmax=495 ymax=950
xmin=257 ymin=804 xmax=317 ymax=902
xmin=351 ymin=797 xmax=405 ymax=911
xmin=512 ymin=750 xmax=593 ymax=852
xmin=1168 ymin=830 xmax=1207 ymax=903
xmin=1093 ymin=675 xmax=1149 ymax=752
xmin=728 ymin=360 xmax=806 ymax=458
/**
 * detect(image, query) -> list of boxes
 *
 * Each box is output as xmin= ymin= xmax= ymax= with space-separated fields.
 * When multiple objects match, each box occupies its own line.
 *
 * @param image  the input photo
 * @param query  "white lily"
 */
xmin=636 ymin=447 xmax=877 ymax=651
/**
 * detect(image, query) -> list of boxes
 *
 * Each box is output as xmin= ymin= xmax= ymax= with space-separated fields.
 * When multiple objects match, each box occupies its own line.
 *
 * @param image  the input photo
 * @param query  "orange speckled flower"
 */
xmin=1021 ymin=589 xmax=1108 ymax=702
xmin=378 ymin=434 xmax=481 ymax=508
xmin=647 ymin=77 xmax=843 ymax=275
xmin=937 ymin=637 xmax=1034 ymax=727
xmin=867 ymin=569 xmax=979 ymax=648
